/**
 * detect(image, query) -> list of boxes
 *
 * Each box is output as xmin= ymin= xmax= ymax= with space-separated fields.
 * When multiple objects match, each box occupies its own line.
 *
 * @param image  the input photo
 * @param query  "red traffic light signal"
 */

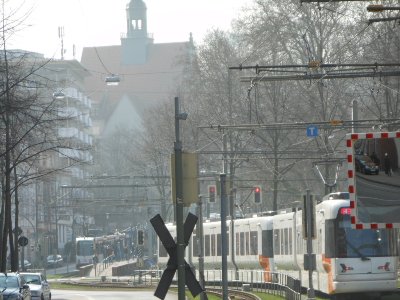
xmin=254 ymin=186 xmax=262 ymax=204
xmin=208 ymin=185 xmax=216 ymax=203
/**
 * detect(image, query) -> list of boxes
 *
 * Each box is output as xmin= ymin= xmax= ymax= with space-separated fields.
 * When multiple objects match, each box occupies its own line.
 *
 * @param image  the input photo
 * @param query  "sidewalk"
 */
xmin=356 ymin=170 xmax=400 ymax=187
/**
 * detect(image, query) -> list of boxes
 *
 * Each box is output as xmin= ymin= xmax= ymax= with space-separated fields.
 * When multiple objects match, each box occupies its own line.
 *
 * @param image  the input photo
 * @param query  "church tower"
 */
xmin=121 ymin=0 xmax=153 ymax=65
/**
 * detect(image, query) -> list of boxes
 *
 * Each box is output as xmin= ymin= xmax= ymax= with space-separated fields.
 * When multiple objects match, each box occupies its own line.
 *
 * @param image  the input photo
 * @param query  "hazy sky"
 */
xmin=9 ymin=0 xmax=252 ymax=61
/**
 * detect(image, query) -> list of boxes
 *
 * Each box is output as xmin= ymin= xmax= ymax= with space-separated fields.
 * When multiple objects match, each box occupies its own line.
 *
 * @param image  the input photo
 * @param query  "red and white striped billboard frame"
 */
xmin=346 ymin=131 xmax=400 ymax=229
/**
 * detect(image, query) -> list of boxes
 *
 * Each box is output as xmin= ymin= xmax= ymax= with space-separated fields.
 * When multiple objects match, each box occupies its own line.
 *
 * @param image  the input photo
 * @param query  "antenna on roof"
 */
xmin=58 ymin=26 xmax=65 ymax=60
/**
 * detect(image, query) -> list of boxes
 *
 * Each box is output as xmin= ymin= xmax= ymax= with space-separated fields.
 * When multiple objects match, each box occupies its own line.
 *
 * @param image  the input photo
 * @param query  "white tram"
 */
xmin=273 ymin=192 xmax=398 ymax=299
xmin=157 ymin=192 xmax=398 ymax=299
xmin=76 ymin=233 xmax=127 ymax=268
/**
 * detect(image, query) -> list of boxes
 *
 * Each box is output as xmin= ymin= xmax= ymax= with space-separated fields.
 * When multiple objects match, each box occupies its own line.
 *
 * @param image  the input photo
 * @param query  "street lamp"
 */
xmin=105 ymin=74 xmax=120 ymax=86
xmin=174 ymin=96 xmax=188 ymax=300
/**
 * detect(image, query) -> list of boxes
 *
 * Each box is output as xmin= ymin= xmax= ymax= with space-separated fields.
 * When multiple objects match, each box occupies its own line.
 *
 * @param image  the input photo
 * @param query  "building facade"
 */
xmin=16 ymin=56 xmax=93 ymax=265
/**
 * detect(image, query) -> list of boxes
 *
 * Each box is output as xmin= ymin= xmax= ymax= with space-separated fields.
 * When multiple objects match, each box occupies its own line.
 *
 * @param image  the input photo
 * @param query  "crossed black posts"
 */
xmin=150 ymin=212 xmax=204 ymax=300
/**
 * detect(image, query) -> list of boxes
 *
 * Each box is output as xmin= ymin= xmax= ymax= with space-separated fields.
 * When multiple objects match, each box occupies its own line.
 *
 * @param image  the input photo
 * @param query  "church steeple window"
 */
xmin=132 ymin=19 xmax=142 ymax=30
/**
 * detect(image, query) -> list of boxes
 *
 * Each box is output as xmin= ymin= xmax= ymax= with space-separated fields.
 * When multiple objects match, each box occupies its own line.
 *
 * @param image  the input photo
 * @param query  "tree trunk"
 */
xmin=13 ymin=163 xmax=19 ymax=271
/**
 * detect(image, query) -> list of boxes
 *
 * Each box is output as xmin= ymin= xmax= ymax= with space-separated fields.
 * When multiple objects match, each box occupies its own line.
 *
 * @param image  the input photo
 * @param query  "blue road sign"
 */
xmin=306 ymin=125 xmax=319 ymax=137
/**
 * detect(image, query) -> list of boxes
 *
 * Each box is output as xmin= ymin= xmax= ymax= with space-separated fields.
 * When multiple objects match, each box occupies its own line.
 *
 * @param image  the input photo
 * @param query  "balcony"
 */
xmin=58 ymin=128 xmax=92 ymax=146
xmin=58 ymin=107 xmax=78 ymax=118
xmin=58 ymin=148 xmax=80 ymax=159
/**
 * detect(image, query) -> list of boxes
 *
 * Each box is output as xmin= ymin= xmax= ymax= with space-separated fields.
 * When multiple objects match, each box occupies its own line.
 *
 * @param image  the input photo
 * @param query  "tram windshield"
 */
xmin=326 ymin=207 xmax=398 ymax=258
xmin=76 ymin=239 xmax=94 ymax=256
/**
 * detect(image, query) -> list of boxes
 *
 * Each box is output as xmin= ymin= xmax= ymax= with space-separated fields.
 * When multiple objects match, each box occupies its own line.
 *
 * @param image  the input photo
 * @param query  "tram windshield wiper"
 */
xmin=345 ymin=239 xmax=370 ymax=261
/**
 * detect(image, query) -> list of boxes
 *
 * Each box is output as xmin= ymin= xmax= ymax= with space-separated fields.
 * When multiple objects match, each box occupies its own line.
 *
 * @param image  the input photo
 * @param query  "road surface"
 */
xmin=51 ymin=289 xmax=178 ymax=299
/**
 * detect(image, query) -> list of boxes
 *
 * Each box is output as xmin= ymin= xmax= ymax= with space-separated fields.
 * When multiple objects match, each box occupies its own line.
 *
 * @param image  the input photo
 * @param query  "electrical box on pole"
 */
xmin=170 ymin=152 xmax=199 ymax=206
xmin=302 ymin=194 xmax=316 ymax=239
xmin=215 ymin=176 xmax=231 ymax=196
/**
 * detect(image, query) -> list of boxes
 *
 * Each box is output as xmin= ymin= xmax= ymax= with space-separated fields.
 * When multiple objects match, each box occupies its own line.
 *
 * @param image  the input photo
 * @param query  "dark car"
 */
xmin=20 ymin=273 xmax=51 ymax=300
xmin=355 ymin=155 xmax=379 ymax=175
xmin=46 ymin=254 xmax=63 ymax=268
xmin=0 ymin=272 xmax=31 ymax=299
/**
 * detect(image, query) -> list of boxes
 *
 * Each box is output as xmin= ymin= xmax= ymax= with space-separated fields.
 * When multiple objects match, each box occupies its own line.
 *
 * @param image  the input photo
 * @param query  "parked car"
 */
xmin=46 ymin=254 xmax=63 ymax=268
xmin=19 ymin=260 xmax=32 ymax=270
xmin=355 ymin=154 xmax=380 ymax=175
xmin=0 ymin=272 xmax=30 ymax=299
xmin=20 ymin=272 xmax=51 ymax=300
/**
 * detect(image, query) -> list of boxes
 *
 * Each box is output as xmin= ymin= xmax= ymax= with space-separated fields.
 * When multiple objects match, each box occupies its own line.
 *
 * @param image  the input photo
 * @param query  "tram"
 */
xmin=75 ymin=232 xmax=127 ymax=268
xmin=157 ymin=192 xmax=399 ymax=299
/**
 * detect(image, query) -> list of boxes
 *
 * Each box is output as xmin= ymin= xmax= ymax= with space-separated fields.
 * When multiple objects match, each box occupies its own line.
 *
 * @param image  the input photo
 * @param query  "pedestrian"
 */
xmin=124 ymin=246 xmax=128 ymax=261
xmin=384 ymin=153 xmax=391 ymax=176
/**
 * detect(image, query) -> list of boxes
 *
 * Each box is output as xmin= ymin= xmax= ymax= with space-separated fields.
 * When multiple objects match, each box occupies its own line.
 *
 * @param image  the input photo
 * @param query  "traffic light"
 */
xmin=208 ymin=185 xmax=216 ymax=203
xmin=137 ymin=230 xmax=144 ymax=245
xmin=254 ymin=186 xmax=262 ymax=204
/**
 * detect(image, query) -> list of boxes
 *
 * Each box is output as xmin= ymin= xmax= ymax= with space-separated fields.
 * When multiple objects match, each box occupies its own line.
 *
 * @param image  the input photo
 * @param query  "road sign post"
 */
xmin=304 ymin=190 xmax=316 ymax=300
xmin=220 ymin=174 xmax=228 ymax=300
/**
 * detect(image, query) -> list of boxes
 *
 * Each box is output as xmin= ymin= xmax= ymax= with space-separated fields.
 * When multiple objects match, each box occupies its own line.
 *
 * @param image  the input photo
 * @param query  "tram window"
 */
xmin=192 ymin=235 xmax=199 ymax=257
xmin=240 ymin=232 xmax=245 ymax=255
xmin=262 ymin=230 xmax=273 ymax=257
xmin=246 ymin=232 xmax=250 ymax=255
xmin=296 ymin=229 xmax=302 ymax=254
xmin=274 ymin=229 xmax=280 ymax=255
xmin=217 ymin=234 xmax=221 ymax=256
xmin=250 ymin=231 xmax=258 ymax=255
xmin=325 ymin=220 xmax=335 ymax=258
xmin=236 ymin=232 xmax=240 ymax=255
xmin=288 ymin=228 xmax=292 ymax=255
xmin=211 ymin=234 xmax=216 ymax=256
xmin=285 ymin=228 xmax=290 ymax=255
xmin=216 ymin=233 xmax=229 ymax=255
xmin=159 ymin=240 xmax=168 ymax=257
xmin=317 ymin=228 xmax=322 ymax=254
xmin=205 ymin=235 xmax=210 ymax=257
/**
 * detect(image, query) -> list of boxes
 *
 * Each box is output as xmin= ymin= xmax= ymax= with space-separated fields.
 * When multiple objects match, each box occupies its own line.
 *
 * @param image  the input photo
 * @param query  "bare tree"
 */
xmin=0 ymin=2 xmax=91 ymax=270
xmin=231 ymin=0 xmax=368 ymax=200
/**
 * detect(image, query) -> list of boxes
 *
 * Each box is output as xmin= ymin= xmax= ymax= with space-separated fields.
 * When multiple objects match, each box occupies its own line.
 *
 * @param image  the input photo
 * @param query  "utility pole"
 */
xmin=220 ymin=174 xmax=228 ymax=300
xmin=352 ymin=100 xmax=358 ymax=133
xmin=305 ymin=189 xmax=316 ymax=300
xmin=174 ymin=96 xmax=187 ymax=300
xmin=196 ymin=196 xmax=207 ymax=300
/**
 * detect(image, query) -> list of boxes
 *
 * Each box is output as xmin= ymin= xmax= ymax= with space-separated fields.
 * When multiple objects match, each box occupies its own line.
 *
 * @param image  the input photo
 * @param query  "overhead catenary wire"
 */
xmin=234 ymin=4 xmax=375 ymax=90
xmin=199 ymin=118 xmax=400 ymax=131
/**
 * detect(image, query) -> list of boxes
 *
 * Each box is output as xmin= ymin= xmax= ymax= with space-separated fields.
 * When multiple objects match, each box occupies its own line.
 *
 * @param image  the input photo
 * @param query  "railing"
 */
xmin=91 ymin=265 xmax=302 ymax=300
xmin=200 ymin=269 xmax=301 ymax=300
xmin=91 ymin=255 xmax=116 ymax=276
xmin=102 ymin=255 xmax=115 ymax=269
